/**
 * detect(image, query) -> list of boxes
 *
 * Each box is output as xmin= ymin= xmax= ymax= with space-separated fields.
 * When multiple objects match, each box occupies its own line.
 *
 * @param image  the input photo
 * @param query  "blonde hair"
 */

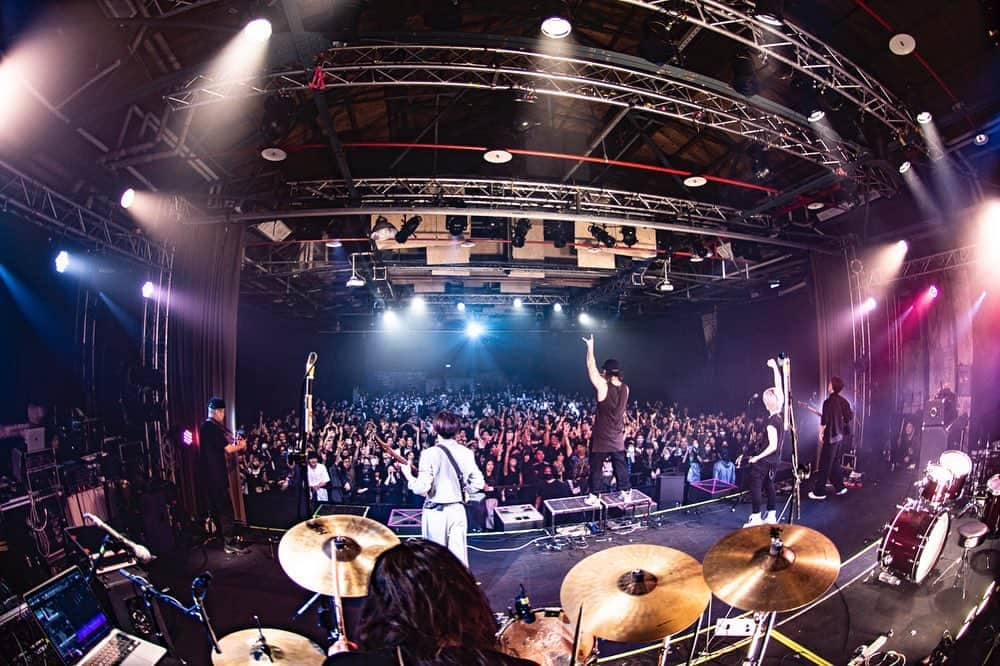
xmin=763 ymin=387 xmax=784 ymax=412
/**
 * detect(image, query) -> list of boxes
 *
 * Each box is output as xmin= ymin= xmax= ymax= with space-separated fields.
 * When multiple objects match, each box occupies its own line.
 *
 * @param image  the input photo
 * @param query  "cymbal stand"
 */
xmin=658 ymin=634 xmax=672 ymax=666
xmin=251 ymin=615 xmax=274 ymax=663
xmin=329 ymin=537 xmax=348 ymax=642
xmin=686 ymin=599 xmax=710 ymax=665
xmin=780 ymin=358 xmax=804 ymax=524
xmin=742 ymin=611 xmax=777 ymax=666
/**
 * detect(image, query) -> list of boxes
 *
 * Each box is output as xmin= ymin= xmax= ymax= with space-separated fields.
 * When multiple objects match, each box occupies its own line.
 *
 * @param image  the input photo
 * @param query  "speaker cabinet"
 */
xmin=657 ymin=475 xmax=685 ymax=507
xmin=920 ymin=426 xmax=949 ymax=469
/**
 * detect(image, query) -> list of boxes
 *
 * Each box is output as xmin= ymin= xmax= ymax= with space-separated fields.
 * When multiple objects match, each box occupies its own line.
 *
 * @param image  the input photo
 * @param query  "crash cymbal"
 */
xmin=702 ymin=524 xmax=841 ymax=612
xmin=212 ymin=628 xmax=324 ymax=665
xmin=560 ymin=544 xmax=711 ymax=643
xmin=278 ymin=515 xmax=399 ymax=597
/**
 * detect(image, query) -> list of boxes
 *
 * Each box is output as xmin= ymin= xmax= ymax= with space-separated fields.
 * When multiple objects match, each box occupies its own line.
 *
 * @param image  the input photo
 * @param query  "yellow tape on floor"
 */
xmin=771 ymin=630 xmax=834 ymax=666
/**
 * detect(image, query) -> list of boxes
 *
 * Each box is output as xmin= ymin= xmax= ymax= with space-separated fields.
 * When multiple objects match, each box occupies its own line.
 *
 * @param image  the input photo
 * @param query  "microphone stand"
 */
xmin=779 ymin=358 xmax=804 ymax=524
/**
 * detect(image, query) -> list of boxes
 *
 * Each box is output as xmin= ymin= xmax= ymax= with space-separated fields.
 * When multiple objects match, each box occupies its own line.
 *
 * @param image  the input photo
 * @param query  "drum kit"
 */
xmin=502 ymin=527 xmax=840 ymax=665
xmin=210 ymin=515 xmax=400 ymax=665
xmin=877 ymin=442 xmax=1000 ymax=586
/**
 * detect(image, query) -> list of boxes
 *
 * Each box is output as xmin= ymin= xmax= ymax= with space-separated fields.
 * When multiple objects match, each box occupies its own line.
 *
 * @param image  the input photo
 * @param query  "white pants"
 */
xmin=422 ymin=503 xmax=469 ymax=567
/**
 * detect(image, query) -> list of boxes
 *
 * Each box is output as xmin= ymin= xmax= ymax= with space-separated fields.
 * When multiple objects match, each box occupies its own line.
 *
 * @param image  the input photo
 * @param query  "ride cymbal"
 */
xmin=559 ymin=544 xmax=711 ymax=642
xmin=213 ymin=628 xmax=324 ymax=665
xmin=278 ymin=515 xmax=399 ymax=597
xmin=702 ymin=524 xmax=841 ymax=612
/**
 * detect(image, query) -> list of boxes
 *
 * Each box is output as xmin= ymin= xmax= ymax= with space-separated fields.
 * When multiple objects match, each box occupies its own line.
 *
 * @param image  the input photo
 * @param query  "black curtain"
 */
xmin=167 ymin=223 xmax=244 ymax=517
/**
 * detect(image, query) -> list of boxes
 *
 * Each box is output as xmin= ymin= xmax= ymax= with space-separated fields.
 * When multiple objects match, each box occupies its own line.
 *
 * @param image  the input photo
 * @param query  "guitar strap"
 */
xmin=436 ymin=444 xmax=469 ymax=505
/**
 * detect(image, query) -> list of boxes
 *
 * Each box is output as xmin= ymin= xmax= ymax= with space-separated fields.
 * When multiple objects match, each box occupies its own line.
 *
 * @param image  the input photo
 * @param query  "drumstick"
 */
xmin=569 ymin=604 xmax=583 ymax=666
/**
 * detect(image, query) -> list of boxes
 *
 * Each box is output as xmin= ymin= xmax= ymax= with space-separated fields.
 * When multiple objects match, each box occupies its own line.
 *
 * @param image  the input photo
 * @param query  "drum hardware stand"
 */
xmin=742 ymin=611 xmax=777 ymax=666
xmin=685 ymin=601 xmax=710 ymax=665
xmin=657 ymin=634 xmax=672 ymax=666
xmin=250 ymin=615 xmax=275 ymax=662
xmin=780 ymin=356 xmax=805 ymax=525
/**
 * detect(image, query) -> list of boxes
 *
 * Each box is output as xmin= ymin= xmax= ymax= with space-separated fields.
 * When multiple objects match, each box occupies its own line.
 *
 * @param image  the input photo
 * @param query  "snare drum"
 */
xmin=938 ymin=450 xmax=972 ymax=500
xmin=920 ymin=464 xmax=957 ymax=505
xmin=497 ymin=608 xmax=596 ymax=666
xmin=879 ymin=500 xmax=950 ymax=584
xmin=982 ymin=474 xmax=1000 ymax=535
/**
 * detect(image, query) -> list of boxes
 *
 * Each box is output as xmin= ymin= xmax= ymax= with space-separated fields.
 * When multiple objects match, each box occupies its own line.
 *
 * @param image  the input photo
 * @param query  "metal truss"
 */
xmin=620 ymin=0 xmax=917 ymax=135
xmin=166 ymin=43 xmax=860 ymax=169
xmin=869 ymin=245 xmax=981 ymax=284
xmin=414 ymin=293 xmax=569 ymax=306
xmin=0 ymin=160 xmax=173 ymax=269
xmin=287 ymin=177 xmax=747 ymax=227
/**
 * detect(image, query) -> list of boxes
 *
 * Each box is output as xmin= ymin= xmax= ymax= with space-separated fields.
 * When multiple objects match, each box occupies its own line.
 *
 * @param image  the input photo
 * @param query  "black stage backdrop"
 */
xmin=167 ymin=223 xmax=244 ymax=517
xmin=236 ymin=287 xmax=820 ymax=426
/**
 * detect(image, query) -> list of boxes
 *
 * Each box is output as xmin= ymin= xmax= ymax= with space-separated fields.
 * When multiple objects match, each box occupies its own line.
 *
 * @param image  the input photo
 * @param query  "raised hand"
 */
xmin=582 ymin=334 xmax=594 ymax=348
xmin=766 ymin=358 xmax=778 ymax=370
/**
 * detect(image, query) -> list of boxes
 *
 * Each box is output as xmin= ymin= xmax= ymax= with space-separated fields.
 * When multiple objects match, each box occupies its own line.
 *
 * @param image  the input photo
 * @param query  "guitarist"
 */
xmin=398 ymin=410 xmax=484 ymax=567
xmin=743 ymin=359 xmax=784 ymax=527
xmin=809 ymin=376 xmax=852 ymax=500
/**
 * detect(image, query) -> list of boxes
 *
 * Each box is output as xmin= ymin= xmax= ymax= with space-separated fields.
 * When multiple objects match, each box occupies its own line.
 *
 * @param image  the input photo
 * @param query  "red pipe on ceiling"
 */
xmin=330 ymin=142 xmax=779 ymax=194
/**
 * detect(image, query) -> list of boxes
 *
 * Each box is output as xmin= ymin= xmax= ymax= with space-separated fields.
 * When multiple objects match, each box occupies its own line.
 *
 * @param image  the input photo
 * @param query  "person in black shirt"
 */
xmin=533 ymin=465 xmax=570 ymax=511
xmin=809 ymin=376 xmax=853 ymax=499
xmin=582 ymin=335 xmax=631 ymax=505
xmin=198 ymin=397 xmax=247 ymax=553
xmin=744 ymin=360 xmax=784 ymax=527
xmin=324 ymin=539 xmax=535 ymax=666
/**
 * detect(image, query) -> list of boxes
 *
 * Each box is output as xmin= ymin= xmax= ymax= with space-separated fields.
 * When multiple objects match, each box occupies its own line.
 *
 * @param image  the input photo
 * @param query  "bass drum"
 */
xmin=879 ymin=501 xmax=950 ymax=584
xmin=498 ymin=608 xmax=596 ymax=666
xmin=981 ymin=474 xmax=1000 ymax=535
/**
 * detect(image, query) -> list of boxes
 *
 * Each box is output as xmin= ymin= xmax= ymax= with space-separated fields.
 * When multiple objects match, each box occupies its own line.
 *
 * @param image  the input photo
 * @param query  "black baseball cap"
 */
xmin=602 ymin=359 xmax=620 ymax=373
xmin=207 ymin=397 xmax=226 ymax=410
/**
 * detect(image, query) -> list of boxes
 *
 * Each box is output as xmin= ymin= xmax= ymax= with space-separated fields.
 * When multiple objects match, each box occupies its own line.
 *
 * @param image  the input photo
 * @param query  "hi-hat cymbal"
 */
xmin=702 ymin=524 xmax=841 ymax=612
xmin=212 ymin=628 xmax=324 ymax=665
xmin=560 ymin=544 xmax=711 ymax=643
xmin=278 ymin=515 xmax=399 ymax=597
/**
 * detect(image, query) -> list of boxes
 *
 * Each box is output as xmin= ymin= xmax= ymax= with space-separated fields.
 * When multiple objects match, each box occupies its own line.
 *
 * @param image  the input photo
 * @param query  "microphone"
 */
xmin=83 ymin=513 xmax=153 ymax=564
xmin=747 ymin=393 xmax=760 ymax=406
xmin=191 ymin=572 xmax=221 ymax=653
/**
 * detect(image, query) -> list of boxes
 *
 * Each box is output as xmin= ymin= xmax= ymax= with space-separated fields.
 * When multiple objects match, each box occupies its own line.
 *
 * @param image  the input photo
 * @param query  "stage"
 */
xmin=144 ymin=468 xmax=998 ymax=665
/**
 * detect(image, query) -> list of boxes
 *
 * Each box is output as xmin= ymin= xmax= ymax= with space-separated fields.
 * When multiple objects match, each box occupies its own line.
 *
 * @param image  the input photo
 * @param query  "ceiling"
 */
xmin=1 ymin=0 xmax=997 ymax=324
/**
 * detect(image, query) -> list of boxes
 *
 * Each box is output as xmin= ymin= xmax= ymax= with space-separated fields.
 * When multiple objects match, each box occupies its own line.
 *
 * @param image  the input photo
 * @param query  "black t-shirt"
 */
xmin=821 ymin=394 xmax=853 ymax=445
xmin=199 ymin=418 xmax=230 ymax=487
xmin=536 ymin=479 xmax=570 ymax=504
xmin=757 ymin=413 xmax=784 ymax=464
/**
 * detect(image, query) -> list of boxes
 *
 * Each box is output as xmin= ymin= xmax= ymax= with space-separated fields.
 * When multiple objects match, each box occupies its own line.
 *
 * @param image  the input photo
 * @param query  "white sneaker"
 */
xmin=743 ymin=513 xmax=764 ymax=528
xmin=835 ymin=487 xmax=848 ymax=496
xmin=808 ymin=491 xmax=827 ymax=500
xmin=764 ymin=511 xmax=778 ymax=524
xmin=584 ymin=494 xmax=601 ymax=507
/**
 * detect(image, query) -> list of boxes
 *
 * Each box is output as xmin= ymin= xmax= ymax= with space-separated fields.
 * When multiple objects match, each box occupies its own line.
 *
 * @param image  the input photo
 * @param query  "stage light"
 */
xmin=465 ymin=320 xmax=485 ymax=339
xmin=483 ymin=148 xmax=513 ymax=164
xmin=182 ymin=429 xmax=194 ymax=446
xmin=512 ymin=218 xmax=532 ymax=249
xmin=457 ymin=302 xmax=466 ymax=313
xmin=261 ymin=147 xmax=287 ymax=162
xmin=754 ymin=0 xmax=784 ymax=26
xmin=395 ymin=215 xmax=422 ymax=244
xmin=370 ymin=215 xmax=398 ymax=241
xmin=55 ymin=251 xmax=69 ymax=273
xmin=683 ymin=175 xmax=707 ymax=188
xmin=917 ymin=111 xmax=933 ymax=125
xmin=807 ymin=109 xmax=826 ymax=123
xmin=446 ymin=215 xmax=468 ymax=238
xmin=141 ymin=281 xmax=155 ymax=299
xmin=383 ymin=310 xmax=400 ymax=329
xmin=578 ymin=312 xmax=593 ymax=326
xmin=806 ymin=201 xmax=825 ymax=211
xmin=120 ymin=188 xmax=136 ymax=209
xmin=690 ymin=240 xmax=710 ymax=263
xmin=324 ymin=236 xmax=343 ymax=248
xmin=770 ymin=280 xmax=781 ymax=289
xmin=860 ymin=296 xmax=877 ymax=314
xmin=346 ymin=272 xmax=365 ymax=288
xmin=889 ymin=33 xmax=916 ymax=55
xmin=410 ymin=296 xmax=426 ymax=313
xmin=513 ymin=297 xmax=524 ymax=309
xmin=974 ymin=133 xmax=989 ymax=146
xmin=898 ymin=160 xmax=912 ymax=174
xmin=553 ymin=303 xmax=563 ymax=313
xmin=621 ymin=226 xmax=638 ymax=248
xmin=541 ymin=2 xmax=572 ymax=39
xmin=928 ymin=285 xmax=939 ymax=299
xmin=244 ymin=18 xmax=272 ymax=43
xmin=588 ymin=224 xmax=616 ymax=248
xmin=656 ymin=279 xmax=674 ymax=292
xmin=895 ymin=239 xmax=909 ymax=256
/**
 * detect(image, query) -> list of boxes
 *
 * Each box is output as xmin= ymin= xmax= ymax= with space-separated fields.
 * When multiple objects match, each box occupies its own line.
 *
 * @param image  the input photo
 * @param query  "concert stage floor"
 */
xmin=148 ymin=470 xmax=998 ymax=665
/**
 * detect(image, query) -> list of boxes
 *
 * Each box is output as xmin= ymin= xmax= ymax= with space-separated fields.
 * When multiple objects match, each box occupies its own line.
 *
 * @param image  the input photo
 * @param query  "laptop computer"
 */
xmin=25 ymin=567 xmax=167 ymax=665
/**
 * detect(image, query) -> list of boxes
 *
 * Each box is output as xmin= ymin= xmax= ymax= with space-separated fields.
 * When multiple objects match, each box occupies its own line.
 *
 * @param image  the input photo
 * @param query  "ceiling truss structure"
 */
xmin=410 ymin=294 xmax=569 ymax=306
xmin=620 ymin=0 xmax=918 ymax=135
xmin=164 ymin=43 xmax=862 ymax=170
xmin=0 ymin=159 xmax=172 ymax=269
xmin=869 ymin=245 xmax=981 ymax=284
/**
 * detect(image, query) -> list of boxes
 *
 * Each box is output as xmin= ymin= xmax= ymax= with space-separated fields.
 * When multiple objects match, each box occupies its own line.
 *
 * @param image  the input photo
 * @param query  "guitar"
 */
xmin=378 ymin=440 xmax=419 ymax=476
xmin=796 ymin=401 xmax=822 ymax=418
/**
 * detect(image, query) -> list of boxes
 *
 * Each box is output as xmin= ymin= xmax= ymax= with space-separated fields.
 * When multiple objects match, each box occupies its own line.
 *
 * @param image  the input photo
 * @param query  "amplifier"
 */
xmin=494 ymin=504 xmax=544 ymax=532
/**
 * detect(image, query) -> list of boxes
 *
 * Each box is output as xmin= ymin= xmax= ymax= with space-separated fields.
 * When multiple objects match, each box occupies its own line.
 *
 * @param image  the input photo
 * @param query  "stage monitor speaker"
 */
xmin=95 ymin=570 xmax=165 ymax=642
xmin=657 ymin=475 xmax=685 ymax=507
xmin=920 ymin=426 xmax=949 ymax=469
xmin=923 ymin=399 xmax=946 ymax=427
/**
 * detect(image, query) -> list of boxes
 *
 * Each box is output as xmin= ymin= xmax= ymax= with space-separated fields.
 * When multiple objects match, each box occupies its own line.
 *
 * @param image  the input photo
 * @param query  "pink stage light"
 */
xmin=927 ymin=285 xmax=939 ymax=299
xmin=182 ymin=429 xmax=194 ymax=446
xmin=860 ymin=297 xmax=877 ymax=314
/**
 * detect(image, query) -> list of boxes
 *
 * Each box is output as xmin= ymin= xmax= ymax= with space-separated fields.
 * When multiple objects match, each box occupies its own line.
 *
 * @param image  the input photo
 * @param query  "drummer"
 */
xmin=325 ymin=539 xmax=535 ymax=665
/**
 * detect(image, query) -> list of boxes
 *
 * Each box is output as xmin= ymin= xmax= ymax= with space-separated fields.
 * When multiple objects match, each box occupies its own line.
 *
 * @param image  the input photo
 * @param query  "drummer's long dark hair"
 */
xmin=356 ymin=539 xmax=504 ymax=665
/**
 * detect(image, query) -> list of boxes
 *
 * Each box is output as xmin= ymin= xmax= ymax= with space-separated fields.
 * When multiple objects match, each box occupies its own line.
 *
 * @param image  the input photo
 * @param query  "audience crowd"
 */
xmin=235 ymin=389 xmax=770 ymax=528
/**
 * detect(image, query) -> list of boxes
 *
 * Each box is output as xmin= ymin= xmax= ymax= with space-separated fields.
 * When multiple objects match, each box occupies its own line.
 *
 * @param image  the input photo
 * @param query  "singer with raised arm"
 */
xmin=582 ymin=335 xmax=631 ymax=506
xmin=400 ymin=410 xmax=484 ymax=567
xmin=199 ymin=397 xmax=247 ymax=554
xmin=744 ymin=359 xmax=784 ymax=527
